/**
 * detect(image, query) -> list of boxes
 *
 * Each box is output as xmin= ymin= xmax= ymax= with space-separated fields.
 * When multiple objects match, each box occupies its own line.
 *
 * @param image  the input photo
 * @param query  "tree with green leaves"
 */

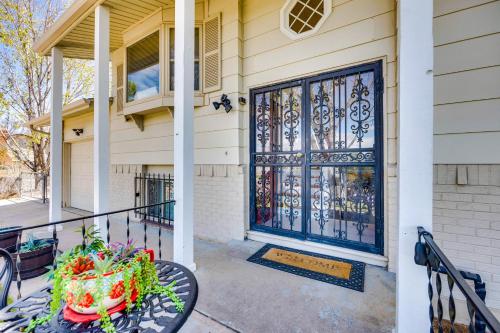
xmin=0 ymin=0 xmax=94 ymax=175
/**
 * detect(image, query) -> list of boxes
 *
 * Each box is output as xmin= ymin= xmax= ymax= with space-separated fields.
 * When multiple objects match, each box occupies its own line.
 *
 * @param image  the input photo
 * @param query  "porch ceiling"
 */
xmin=34 ymin=0 xmax=174 ymax=59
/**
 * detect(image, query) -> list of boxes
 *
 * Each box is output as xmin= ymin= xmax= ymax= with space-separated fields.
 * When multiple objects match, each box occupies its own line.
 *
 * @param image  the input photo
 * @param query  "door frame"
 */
xmin=249 ymin=60 xmax=384 ymax=255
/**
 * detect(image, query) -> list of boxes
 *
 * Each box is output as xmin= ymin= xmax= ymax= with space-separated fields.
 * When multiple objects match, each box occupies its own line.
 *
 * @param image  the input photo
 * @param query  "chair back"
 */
xmin=0 ymin=248 xmax=13 ymax=309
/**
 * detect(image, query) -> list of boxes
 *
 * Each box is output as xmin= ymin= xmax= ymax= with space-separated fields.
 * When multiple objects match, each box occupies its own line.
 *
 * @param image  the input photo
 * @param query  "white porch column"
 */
xmin=173 ymin=0 xmax=196 ymax=271
xmin=396 ymin=0 xmax=434 ymax=332
xmin=93 ymin=5 xmax=110 ymax=236
xmin=49 ymin=47 xmax=63 ymax=223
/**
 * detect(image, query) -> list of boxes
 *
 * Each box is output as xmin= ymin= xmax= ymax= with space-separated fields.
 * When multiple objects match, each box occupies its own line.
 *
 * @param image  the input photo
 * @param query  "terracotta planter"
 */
xmin=0 ymin=227 xmax=21 ymax=249
xmin=7 ymin=239 xmax=55 ymax=279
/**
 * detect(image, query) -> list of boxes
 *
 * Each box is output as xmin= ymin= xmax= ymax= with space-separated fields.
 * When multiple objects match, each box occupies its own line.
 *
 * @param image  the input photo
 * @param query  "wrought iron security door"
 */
xmin=250 ymin=61 xmax=383 ymax=254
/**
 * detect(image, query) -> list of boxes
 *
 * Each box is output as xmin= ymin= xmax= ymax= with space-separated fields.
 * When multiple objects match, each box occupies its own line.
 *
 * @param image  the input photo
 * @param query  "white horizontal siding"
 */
xmin=433 ymin=0 xmax=500 ymax=164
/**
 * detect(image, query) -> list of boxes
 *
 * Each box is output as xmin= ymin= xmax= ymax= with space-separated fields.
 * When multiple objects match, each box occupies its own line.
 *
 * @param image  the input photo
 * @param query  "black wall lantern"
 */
xmin=212 ymin=94 xmax=232 ymax=113
xmin=72 ymin=128 xmax=84 ymax=136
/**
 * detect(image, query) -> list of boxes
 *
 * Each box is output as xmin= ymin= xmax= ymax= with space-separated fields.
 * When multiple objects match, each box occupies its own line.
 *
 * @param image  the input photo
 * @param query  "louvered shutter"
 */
xmin=203 ymin=13 xmax=221 ymax=93
xmin=116 ymin=64 xmax=124 ymax=113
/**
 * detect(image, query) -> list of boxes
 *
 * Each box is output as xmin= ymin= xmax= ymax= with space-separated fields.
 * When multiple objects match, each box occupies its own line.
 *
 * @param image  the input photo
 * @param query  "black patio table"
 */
xmin=0 ymin=260 xmax=198 ymax=333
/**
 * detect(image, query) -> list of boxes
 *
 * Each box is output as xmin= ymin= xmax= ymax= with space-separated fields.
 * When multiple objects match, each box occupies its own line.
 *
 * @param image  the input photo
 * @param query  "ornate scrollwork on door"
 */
xmin=256 ymin=93 xmax=271 ymax=152
xmin=256 ymin=167 xmax=272 ymax=225
xmin=312 ymin=167 xmax=332 ymax=235
xmin=283 ymin=89 xmax=301 ymax=151
xmin=283 ymin=168 xmax=300 ymax=230
xmin=311 ymin=83 xmax=331 ymax=149
xmin=349 ymin=75 xmax=372 ymax=144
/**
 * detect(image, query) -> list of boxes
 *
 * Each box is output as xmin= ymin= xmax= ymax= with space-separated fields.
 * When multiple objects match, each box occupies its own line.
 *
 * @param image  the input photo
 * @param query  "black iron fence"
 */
xmin=0 ymin=201 xmax=174 ymax=304
xmin=415 ymin=226 xmax=500 ymax=333
xmin=135 ymin=173 xmax=174 ymax=226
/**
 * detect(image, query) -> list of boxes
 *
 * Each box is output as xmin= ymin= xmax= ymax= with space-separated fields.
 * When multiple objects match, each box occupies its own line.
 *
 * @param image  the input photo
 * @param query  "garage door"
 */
xmin=70 ymin=140 xmax=93 ymax=212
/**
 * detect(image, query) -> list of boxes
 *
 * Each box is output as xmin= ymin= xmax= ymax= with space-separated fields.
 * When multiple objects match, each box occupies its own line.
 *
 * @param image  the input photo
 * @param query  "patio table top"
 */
xmin=0 ymin=260 xmax=198 ymax=333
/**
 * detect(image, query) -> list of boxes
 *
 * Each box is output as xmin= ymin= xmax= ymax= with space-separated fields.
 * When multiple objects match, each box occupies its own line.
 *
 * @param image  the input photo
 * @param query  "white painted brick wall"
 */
xmin=193 ymin=164 xmax=245 ymax=242
xmin=433 ymin=164 xmax=500 ymax=310
xmin=109 ymin=164 xmax=142 ymax=210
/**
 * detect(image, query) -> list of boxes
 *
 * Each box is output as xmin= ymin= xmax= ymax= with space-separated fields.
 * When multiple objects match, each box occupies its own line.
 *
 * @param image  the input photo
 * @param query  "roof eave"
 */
xmin=33 ymin=0 xmax=100 ymax=56
xmin=28 ymin=98 xmax=95 ymax=127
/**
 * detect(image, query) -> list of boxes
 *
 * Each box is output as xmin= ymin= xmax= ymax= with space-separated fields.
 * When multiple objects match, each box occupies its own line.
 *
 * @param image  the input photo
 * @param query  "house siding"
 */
xmin=433 ymin=0 xmax=500 ymax=313
xmin=433 ymin=0 xmax=500 ymax=164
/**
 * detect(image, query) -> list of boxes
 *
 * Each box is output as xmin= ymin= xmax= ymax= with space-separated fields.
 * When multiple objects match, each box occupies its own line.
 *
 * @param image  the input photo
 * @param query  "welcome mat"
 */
xmin=247 ymin=244 xmax=365 ymax=292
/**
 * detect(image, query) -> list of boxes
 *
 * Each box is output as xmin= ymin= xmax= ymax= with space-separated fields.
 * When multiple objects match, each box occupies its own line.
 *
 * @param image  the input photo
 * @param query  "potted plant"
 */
xmin=0 ymin=226 xmax=21 ymax=249
xmin=27 ymin=228 xmax=183 ymax=333
xmin=7 ymin=234 xmax=55 ymax=279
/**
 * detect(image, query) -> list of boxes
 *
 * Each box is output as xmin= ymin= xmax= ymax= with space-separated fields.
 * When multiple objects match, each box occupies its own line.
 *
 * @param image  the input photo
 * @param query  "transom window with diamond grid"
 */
xmin=289 ymin=0 xmax=324 ymax=33
xmin=281 ymin=0 xmax=332 ymax=39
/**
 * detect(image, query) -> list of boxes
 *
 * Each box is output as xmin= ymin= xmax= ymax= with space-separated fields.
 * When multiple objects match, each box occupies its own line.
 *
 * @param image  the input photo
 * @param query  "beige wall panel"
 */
xmin=244 ymin=37 xmax=395 ymax=88
xmin=207 ymin=0 xmax=239 ymax=17
xmin=222 ymin=20 xmax=241 ymax=43
xmin=111 ymin=136 xmax=173 ymax=155
xmin=111 ymin=150 xmax=173 ymax=165
xmin=221 ymin=56 xmax=243 ymax=78
xmin=241 ymin=0 xmax=352 ymax=24
xmin=434 ymin=132 xmax=500 ymax=164
xmin=434 ymin=34 xmax=500 ymax=75
xmin=244 ymin=13 xmax=396 ymax=76
xmin=434 ymin=99 xmax=500 ymax=134
xmin=434 ymin=66 xmax=500 ymax=105
xmin=216 ymin=74 xmax=242 ymax=95
xmin=244 ymin=0 xmax=393 ymax=43
xmin=386 ymin=86 xmax=397 ymax=114
xmin=110 ymin=112 xmax=172 ymax=131
xmin=434 ymin=0 xmax=494 ymax=16
xmin=195 ymin=147 xmax=241 ymax=165
xmin=242 ymin=0 xmax=281 ymax=23
xmin=387 ymin=61 xmax=396 ymax=87
xmin=434 ymin=1 xmax=500 ymax=45
xmin=194 ymin=111 xmax=241 ymax=132
xmin=110 ymin=123 xmax=170 ymax=143
xmin=64 ymin=114 xmax=94 ymax=142
xmin=194 ymin=129 xmax=242 ymax=149
xmin=222 ymin=38 xmax=242 ymax=60
xmin=70 ymin=140 xmax=94 ymax=211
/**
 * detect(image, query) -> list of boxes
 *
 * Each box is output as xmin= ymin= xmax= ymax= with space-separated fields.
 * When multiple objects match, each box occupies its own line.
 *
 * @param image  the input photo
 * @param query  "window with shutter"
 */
xmin=203 ymin=13 xmax=221 ymax=93
xmin=116 ymin=63 xmax=124 ymax=114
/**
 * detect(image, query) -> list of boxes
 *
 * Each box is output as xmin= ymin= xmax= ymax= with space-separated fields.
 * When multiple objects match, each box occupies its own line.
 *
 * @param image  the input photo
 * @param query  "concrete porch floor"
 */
xmin=0 ymin=198 xmax=396 ymax=332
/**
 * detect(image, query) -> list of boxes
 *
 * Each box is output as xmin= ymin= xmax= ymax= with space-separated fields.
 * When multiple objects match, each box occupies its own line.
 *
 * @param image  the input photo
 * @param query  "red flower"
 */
xmin=78 ymin=292 xmax=94 ymax=308
xmin=109 ymin=281 xmax=125 ymax=299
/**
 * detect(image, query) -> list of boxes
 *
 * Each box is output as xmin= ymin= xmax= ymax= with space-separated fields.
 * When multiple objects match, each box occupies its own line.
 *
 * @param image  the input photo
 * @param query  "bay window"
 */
xmin=126 ymin=31 xmax=160 ymax=103
xmin=122 ymin=22 xmax=210 ymax=114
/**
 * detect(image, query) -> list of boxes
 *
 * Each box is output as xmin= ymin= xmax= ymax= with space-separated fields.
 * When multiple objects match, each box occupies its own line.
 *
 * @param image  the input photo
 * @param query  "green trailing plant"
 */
xmin=27 ymin=235 xmax=184 ymax=333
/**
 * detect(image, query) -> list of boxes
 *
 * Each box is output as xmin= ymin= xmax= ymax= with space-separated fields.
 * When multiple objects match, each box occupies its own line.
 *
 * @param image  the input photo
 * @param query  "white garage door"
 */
xmin=70 ymin=141 xmax=93 ymax=212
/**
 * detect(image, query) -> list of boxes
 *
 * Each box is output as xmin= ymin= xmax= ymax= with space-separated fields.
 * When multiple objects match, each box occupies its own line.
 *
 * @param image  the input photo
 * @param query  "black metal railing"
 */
xmin=135 ymin=173 xmax=174 ymax=226
xmin=415 ymin=226 xmax=500 ymax=333
xmin=0 ymin=201 xmax=174 ymax=304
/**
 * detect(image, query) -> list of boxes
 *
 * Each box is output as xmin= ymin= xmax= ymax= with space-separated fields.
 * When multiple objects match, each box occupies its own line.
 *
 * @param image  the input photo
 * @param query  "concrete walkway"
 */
xmin=0 ymin=198 xmax=396 ymax=332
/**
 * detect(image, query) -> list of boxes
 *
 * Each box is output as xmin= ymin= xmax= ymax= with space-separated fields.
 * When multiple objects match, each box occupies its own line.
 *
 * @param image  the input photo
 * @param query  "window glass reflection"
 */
xmin=127 ymin=31 xmax=160 ymax=102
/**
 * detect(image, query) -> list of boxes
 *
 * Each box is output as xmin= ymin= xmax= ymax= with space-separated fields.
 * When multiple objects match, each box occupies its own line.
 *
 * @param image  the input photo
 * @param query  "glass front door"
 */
xmin=250 ymin=61 xmax=383 ymax=254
